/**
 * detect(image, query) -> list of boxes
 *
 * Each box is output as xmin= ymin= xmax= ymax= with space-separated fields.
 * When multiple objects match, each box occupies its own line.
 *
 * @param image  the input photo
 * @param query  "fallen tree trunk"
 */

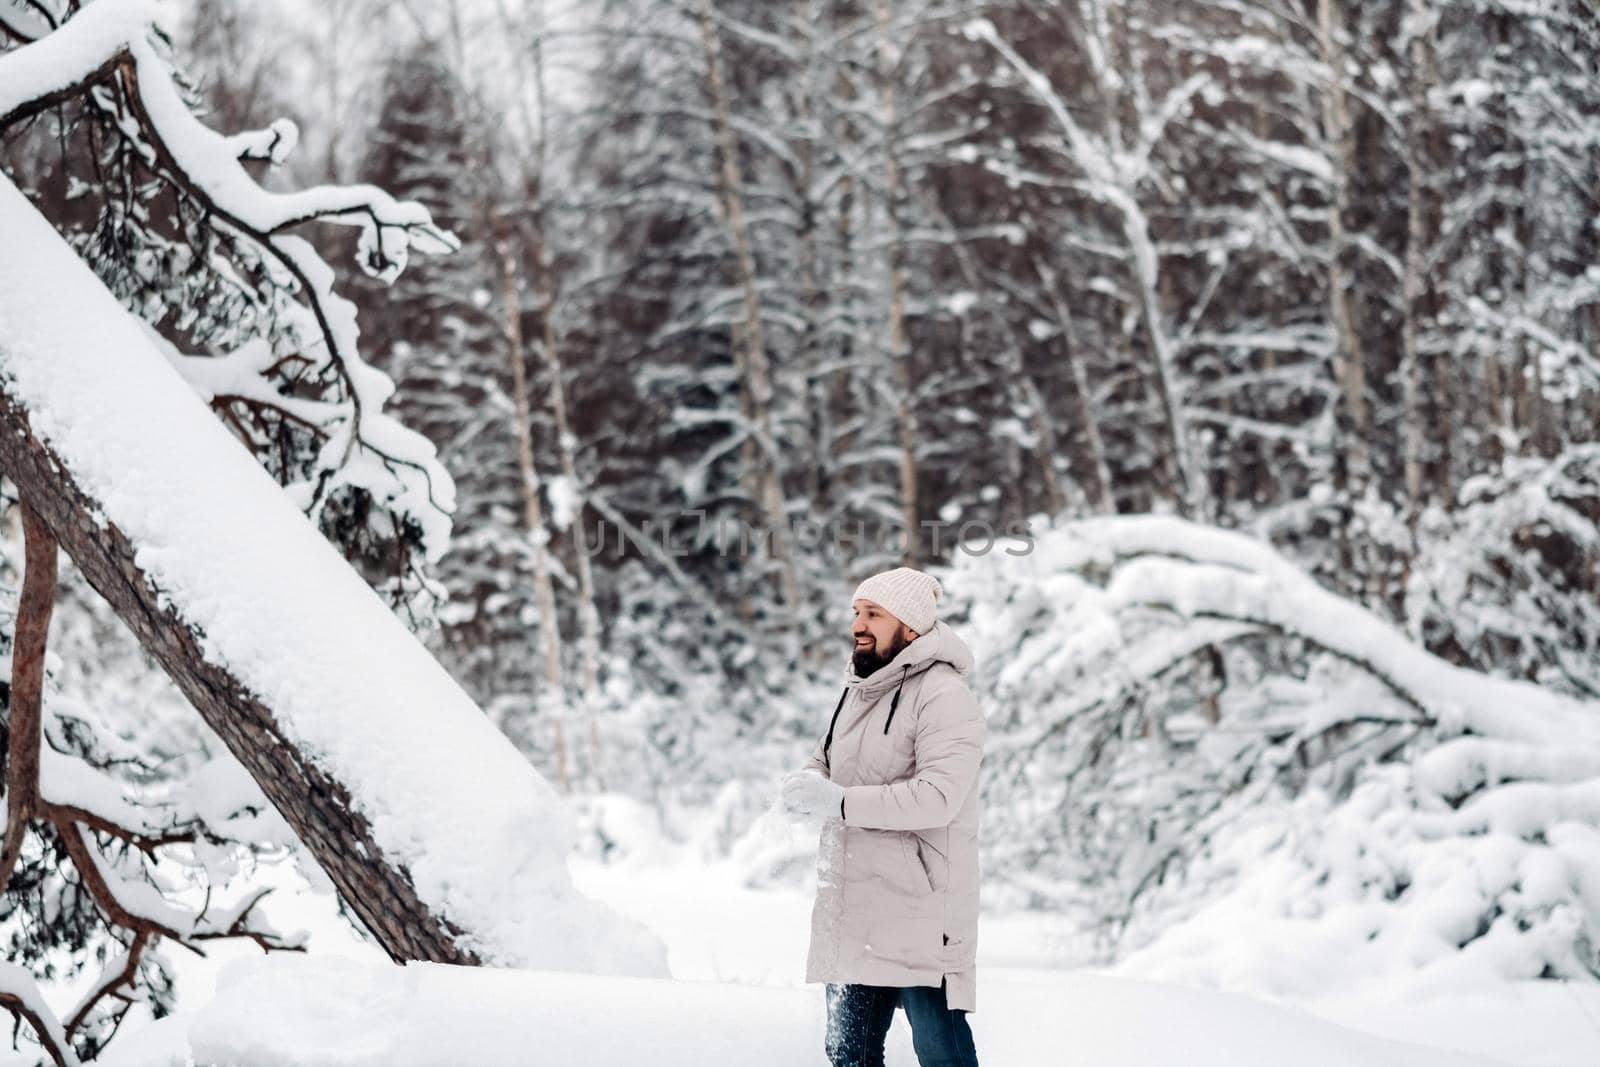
xmin=0 ymin=170 xmax=661 ymax=981
xmin=0 ymin=386 xmax=474 ymax=965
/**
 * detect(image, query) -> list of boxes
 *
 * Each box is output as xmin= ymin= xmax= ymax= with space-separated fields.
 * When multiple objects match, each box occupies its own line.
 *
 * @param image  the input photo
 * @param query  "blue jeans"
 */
xmin=824 ymin=980 xmax=979 ymax=1067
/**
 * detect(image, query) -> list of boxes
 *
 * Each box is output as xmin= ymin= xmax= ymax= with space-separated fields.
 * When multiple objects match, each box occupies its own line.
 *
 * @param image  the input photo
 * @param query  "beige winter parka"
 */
xmin=800 ymin=621 xmax=987 ymax=1012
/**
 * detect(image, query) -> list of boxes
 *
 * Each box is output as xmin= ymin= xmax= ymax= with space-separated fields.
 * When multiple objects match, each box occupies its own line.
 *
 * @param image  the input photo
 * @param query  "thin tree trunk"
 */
xmin=696 ymin=0 xmax=800 ymax=605
xmin=826 ymin=110 xmax=860 ymax=515
xmin=875 ymin=0 xmax=920 ymax=564
xmin=1122 ymin=198 xmax=1204 ymax=519
xmin=487 ymin=0 xmax=603 ymax=783
xmin=523 ymin=9 xmax=605 ymax=785
xmin=496 ymin=238 xmax=569 ymax=793
xmin=1431 ymin=313 xmax=1455 ymax=505
xmin=1520 ymin=331 xmax=1551 ymax=458
xmin=534 ymin=259 xmax=602 ymax=782
xmin=1037 ymin=260 xmax=1115 ymax=513
xmin=796 ymin=0 xmax=825 ymax=513
xmin=1317 ymin=0 xmax=1371 ymax=493
xmin=1402 ymin=0 xmax=1438 ymax=530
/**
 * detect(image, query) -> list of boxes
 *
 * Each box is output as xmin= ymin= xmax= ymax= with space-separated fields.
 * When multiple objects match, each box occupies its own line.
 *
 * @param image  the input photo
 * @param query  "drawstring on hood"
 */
xmin=823 ymin=622 xmax=975 ymax=768
xmin=882 ymin=665 xmax=910 ymax=735
xmin=822 ymin=663 xmax=909 ymax=770
xmin=822 ymin=687 xmax=847 ymax=773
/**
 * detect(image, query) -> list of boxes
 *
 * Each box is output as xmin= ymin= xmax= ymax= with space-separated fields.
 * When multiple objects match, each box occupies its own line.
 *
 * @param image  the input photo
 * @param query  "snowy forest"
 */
xmin=2 ymin=0 xmax=1599 ymax=1064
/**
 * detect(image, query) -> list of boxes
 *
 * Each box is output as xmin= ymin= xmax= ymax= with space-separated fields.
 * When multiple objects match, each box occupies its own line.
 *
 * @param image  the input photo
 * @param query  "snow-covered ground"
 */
xmin=97 ymin=951 xmax=1515 ymax=1067
xmin=72 ymin=812 xmax=1600 ymax=1067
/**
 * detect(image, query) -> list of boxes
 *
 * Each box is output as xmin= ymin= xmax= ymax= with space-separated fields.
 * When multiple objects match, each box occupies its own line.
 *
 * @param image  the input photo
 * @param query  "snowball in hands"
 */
xmin=781 ymin=770 xmax=844 ymax=819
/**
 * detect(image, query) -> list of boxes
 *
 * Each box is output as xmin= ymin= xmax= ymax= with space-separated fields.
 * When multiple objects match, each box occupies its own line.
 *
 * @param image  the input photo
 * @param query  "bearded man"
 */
xmin=781 ymin=566 xmax=986 ymax=1067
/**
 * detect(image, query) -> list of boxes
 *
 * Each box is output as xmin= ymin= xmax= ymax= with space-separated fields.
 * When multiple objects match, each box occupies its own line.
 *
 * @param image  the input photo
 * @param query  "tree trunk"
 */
xmin=1037 ymin=260 xmax=1115 ymax=513
xmin=517 ymin=6 xmax=605 ymax=785
xmin=875 ymin=0 xmax=921 ymax=565
xmin=1402 ymin=0 xmax=1438 ymax=530
xmin=496 ymin=238 xmax=570 ymax=793
xmin=696 ymin=0 xmax=800 ymax=606
xmin=796 ymin=0 xmax=826 ymax=514
xmin=533 ymin=240 xmax=602 ymax=783
xmin=0 ymin=388 xmax=479 ymax=967
xmin=1317 ymin=0 xmax=1371 ymax=494
xmin=825 ymin=111 xmax=861 ymax=520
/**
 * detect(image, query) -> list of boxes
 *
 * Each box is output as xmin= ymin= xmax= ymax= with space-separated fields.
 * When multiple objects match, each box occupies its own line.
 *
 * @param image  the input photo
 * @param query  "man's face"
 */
xmin=851 ymin=599 xmax=916 ymax=676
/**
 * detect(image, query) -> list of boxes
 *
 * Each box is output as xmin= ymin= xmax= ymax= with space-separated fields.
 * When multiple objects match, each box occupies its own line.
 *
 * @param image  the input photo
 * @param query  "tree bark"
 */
xmin=0 ymin=388 xmax=478 ymax=968
xmin=1402 ymin=0 xmax=1439 ymax=530
xmin=0 ymin=502 xmax=53 ymax=896
xmin=533 ymin=237 xmax=602 ymax=783
xmin=875 ymin=0 xmax=921 ymax=564
xmin=1317 ymin=0 xmax=1371 ymax=493
xmin=495 ymin=238 xmax=570 ymax=793
xmin=1037 ymin=259 xmax=1115 ymax=513
xmin=696 ymin=0 xmax=801 ymax=605
xmin=528 ymin=19 xmax=604 ymax=779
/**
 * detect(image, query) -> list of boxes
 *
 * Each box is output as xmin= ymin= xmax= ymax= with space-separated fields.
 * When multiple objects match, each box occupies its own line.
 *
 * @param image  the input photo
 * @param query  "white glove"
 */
xmin=781 ymin=770 xmax=845 ymax=820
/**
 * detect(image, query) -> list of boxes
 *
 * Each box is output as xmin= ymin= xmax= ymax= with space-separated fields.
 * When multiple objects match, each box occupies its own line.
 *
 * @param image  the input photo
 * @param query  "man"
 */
xmin=781 ymin=566 xmax=986 ymax=1067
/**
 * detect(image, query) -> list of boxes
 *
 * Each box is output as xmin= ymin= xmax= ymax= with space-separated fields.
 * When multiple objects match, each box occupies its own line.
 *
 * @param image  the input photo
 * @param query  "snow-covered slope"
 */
xmin=0 ymin=171 xmax=661 ymax=976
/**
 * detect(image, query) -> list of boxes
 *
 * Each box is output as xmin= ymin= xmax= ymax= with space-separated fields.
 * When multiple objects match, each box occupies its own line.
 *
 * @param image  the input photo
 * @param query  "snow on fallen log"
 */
xmin=0 ymin=172 xmax=664 ymax=978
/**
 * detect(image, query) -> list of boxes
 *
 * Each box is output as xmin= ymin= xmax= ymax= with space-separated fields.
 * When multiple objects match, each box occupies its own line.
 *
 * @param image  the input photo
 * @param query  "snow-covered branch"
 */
xmin=0 ymin=963 xmax=79 ymax=1067
xmin=954 ymin=513 xmax=1600 ymax=987
xmin=0 ymin=0 xmax=460 ymax=585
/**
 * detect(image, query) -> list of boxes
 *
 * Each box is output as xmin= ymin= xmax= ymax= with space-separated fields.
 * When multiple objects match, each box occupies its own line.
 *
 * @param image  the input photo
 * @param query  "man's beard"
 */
xmin=852 ymin=630 xmax=910 ymax=678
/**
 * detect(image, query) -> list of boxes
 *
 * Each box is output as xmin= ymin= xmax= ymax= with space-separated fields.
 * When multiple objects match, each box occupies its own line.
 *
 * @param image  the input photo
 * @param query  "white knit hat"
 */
xmin=853 ymin=567 xmax=943 ymax=634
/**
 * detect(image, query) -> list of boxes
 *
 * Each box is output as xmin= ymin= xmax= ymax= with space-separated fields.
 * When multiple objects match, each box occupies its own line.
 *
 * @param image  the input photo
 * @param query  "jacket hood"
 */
xmin=843 ymin=620 xmax=975 ymax=695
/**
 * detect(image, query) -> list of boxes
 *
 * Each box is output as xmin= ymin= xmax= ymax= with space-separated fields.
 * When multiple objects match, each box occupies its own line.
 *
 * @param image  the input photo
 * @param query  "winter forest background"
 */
xmin=2 ymin=0 xmax=1600 ymax=1063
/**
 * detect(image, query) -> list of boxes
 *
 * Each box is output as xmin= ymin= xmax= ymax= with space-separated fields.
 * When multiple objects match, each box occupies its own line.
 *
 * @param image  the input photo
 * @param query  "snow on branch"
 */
xmin=0 ymin=0 xmax=461 ymax=586
xmin=222 ymin=117 xmax=299 ymax=165
xmin=0 ymin=962 xmax=79 ymax=1067
xmin=1057 ymin=515 xmax=1597 ymax=741
xmin=0 ymin=2 xmax=453 ymax=270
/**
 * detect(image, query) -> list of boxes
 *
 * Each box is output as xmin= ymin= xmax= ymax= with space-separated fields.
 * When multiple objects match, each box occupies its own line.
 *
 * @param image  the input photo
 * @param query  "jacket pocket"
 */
xmin=900 ymin=832 xmax=935 ymax=896
xmin=910 ymin=832 xmax=948 ymax=893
